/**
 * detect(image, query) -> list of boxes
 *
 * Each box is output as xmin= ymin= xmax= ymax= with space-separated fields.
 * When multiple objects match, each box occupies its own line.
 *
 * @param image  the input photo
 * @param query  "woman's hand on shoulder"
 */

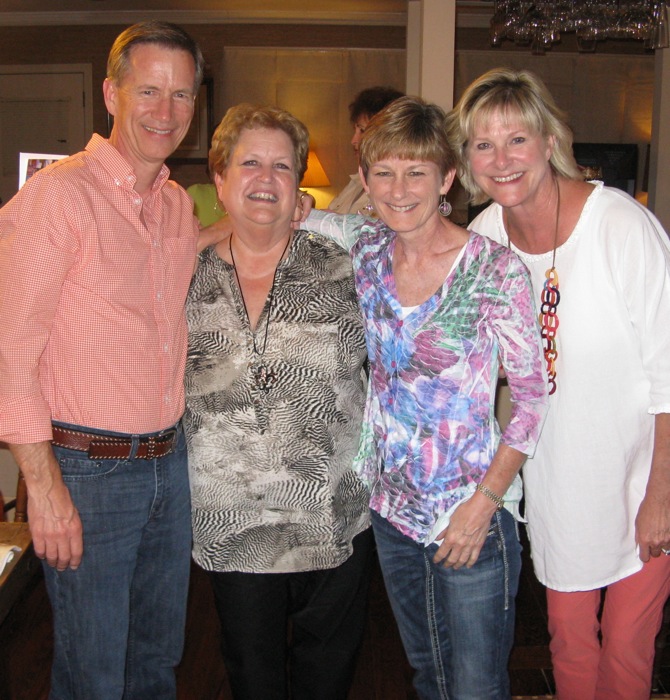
xmin=292 ymin=190 xmax=315 ymax=229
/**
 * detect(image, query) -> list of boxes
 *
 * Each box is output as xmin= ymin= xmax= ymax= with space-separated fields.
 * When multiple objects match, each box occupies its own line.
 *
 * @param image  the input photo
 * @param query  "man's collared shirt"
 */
xmin=0 ymin=134 xmax=198 ymax=443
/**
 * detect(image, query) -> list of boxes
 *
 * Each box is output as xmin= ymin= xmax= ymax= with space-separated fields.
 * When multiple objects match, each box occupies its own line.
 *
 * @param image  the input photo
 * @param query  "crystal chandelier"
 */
xmin=489 ymin=1 xmax=669 ymax=53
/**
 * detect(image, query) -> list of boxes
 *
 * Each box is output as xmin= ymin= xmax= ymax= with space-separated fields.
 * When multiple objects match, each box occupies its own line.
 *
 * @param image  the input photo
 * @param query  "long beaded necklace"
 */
xmin=507 ymin=178 xmax=561 ymax=395
xmin=229 ymin=232 xmax=291 ymax=392
xmin=538 ymin=181 xmax=561 ymax=395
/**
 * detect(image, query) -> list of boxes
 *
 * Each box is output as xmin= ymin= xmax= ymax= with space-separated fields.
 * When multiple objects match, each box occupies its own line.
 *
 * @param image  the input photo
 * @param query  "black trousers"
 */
xmin=207 ymin=527 xmax=375 ymax=700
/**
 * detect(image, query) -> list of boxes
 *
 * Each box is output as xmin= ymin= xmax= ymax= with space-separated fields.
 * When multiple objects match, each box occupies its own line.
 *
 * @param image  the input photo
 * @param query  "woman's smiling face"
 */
xmin=362 ymin=156 xmax=454 ymax=240
xmin=214 ymin=127 xmax=298 ymax=231
xmin=467 ymin=109 xmax=555 ymax=211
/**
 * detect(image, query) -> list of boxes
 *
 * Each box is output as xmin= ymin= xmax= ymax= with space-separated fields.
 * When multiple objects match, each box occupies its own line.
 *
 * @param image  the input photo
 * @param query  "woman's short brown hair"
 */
xmin=447 ymin=67 xmax=582 ymax=204
xmin=358 ymin=96 xmax=457 ymax=181
xmin=209 ymin=104 xmax=309 ymax=185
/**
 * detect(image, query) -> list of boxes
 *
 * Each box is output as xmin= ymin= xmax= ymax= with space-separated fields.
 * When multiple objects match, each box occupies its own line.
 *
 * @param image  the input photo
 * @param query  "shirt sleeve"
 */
xmin=304 ymin=210 xmax=367 ymax=252
xmin=0 ymin=172 xmax=80 ymax=443
xmin=491 ymin=251 xmax=549 ymax=456
xmin=614 ymin=202 xmax=670 ymax=415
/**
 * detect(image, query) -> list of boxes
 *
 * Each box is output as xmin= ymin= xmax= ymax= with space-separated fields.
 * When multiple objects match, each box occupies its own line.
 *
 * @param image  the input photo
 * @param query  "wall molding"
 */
xmin=0 ymin=3 xmax=492 ymax=28
xmin=0 ymin=10 xmax=407 ymax=27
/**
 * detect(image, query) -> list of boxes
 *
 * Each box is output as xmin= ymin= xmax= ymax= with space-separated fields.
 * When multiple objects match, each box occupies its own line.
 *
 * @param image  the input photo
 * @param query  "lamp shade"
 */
xmin=301 ymin=150 xmax=330 ymax=187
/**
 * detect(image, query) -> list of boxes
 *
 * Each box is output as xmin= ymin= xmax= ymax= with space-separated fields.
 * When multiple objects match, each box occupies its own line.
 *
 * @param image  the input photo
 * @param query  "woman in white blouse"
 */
xmin=447 ymin=67 xmax=670 ymax=700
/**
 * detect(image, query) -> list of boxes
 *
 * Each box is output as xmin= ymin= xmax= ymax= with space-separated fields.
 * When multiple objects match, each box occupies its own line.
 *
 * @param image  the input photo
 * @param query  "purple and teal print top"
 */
xmin=305 ymin=211 xmax=548 ymax=543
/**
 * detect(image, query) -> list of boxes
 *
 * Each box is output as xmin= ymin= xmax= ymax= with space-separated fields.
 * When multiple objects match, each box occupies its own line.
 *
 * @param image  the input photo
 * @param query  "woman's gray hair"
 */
xmin=209 ymin=104 xmax=310 ymax=184
xmin=107 ymin=21 xmax=204 ymax=95
xmin=358 ymin=96 xmax=457 ymax=181
xmin=447 ymin=67 xmax=582 ymax=204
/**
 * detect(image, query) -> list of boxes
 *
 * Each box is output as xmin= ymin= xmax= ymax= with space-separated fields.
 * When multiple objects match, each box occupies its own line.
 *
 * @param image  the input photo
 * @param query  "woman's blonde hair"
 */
xmin=447 ymin=67 xmax=582 ymax=204
xmin=209 ymin=103 xmax=309 ymax=184
xmin=358 ymin=96 xmax=457 ymax=181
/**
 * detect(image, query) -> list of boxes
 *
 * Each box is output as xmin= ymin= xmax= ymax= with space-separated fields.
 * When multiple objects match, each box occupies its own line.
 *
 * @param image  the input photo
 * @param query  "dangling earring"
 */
xmin=438 ymin=195 xmax=452 ymax=218
xmin=357 ymin=198 xmax=377 ymax=219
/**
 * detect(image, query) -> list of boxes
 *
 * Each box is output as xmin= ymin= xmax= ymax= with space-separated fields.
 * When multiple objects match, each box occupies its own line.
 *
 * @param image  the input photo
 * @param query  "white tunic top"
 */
xmin=472 ymin=182 xmax=670 ymax=591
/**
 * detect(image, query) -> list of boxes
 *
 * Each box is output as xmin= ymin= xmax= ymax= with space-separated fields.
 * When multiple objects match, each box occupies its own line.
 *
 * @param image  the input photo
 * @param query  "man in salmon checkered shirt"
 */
xmin=0 ymin=22 xmax=203 ymax=699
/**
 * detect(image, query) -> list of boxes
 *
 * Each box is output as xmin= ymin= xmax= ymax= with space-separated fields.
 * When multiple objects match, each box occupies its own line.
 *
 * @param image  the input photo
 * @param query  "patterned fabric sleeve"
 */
xmin=490 ymin=252 xmax=549 ymax=456
xmin=303 ymin=210 xmax=367 ymax=253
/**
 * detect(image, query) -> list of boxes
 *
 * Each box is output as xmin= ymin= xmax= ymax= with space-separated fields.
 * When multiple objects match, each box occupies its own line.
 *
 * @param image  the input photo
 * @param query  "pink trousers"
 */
xmin=546 ymin=555 xmax=670 ymax=700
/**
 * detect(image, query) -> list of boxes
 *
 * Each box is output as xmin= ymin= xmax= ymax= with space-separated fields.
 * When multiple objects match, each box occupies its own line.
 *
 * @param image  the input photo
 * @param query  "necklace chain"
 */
xmin=505 ymin=178 xmax=562 ymax=395
xmin=228 ymin=233 xmax=291 ymax=360
xmin=538 ymin=179 xmax=561 ymax=395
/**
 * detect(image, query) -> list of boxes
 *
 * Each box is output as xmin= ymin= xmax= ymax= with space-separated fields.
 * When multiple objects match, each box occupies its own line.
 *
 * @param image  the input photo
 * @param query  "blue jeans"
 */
xmin=44 ymin=421 xmax=191 ymax=700
xmin=371 ymin=508 xmax=521 ymax=700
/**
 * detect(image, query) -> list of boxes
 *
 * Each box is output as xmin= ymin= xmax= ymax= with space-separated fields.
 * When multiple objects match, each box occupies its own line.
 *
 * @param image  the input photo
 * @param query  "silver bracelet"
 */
xmin=476 ymin=483 xmax=504 ymax=511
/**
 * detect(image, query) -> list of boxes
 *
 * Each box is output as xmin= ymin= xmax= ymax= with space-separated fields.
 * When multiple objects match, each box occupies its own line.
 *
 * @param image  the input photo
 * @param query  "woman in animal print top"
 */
xmin=184 ymin=104 xmax=372 ymax=700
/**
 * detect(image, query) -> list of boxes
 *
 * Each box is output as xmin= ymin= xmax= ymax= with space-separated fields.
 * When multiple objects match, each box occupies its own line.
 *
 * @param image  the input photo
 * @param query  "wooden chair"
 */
xmin=0 ymin=468 xmax=28 ymax=525
xmin=0 ymin=471 xmax=38 ymax=625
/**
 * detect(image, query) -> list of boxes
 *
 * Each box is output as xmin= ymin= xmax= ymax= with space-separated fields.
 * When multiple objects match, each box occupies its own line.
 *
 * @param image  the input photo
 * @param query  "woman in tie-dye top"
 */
xmin=303 ymin=97 xmax=548 ymax=700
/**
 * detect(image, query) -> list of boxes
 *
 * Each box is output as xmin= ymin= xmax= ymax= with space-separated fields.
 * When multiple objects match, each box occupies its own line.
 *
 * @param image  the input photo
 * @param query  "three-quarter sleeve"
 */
xmin=615 ymin=205 xmax=670 ymax=415
xmin=491 ymin=255 xmax=549 ymax=456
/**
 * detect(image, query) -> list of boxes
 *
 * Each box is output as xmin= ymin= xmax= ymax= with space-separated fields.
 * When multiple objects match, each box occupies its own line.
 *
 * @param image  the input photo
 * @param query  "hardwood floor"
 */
xmin=2 ymin=527 xmax=670 ymax=699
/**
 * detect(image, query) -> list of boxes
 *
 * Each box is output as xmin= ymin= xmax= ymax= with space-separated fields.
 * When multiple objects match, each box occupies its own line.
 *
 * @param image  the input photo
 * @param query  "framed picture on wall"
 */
xmin=169 ymin=77 xmax=213 ymax=164
xmin=18 ymin=152 xmax=68 ymax=190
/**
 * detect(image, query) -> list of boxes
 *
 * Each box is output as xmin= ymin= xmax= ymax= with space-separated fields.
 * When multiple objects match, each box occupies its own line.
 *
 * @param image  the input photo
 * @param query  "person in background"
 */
xmin=302 ymin=96 xmax=548 ymax=699
xmin=188 ymin=177 xmax=226 ymax=227
xmin=0 ymin=22 xmax=203 ymax=699
xmin=447 ymin=67 xmax=670 ymax=700
xmin=328 ymin=85 xmax=404 ymax=214
xmin=184 ymin=103 xmax=372 ymax=700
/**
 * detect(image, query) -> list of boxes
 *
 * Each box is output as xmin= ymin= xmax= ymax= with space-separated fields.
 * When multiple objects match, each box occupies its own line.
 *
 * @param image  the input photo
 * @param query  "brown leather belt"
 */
xmin=51 ymin=425 xmax=177 ymax=460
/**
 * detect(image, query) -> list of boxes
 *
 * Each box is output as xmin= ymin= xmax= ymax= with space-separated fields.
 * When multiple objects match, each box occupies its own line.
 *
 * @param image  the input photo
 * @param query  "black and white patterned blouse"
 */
xmin=184 ymin=231 xmax=370 ymax=573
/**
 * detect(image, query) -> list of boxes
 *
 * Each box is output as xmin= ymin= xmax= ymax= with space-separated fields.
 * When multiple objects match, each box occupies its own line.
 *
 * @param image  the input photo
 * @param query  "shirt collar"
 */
xmin=86 ymin=133 xmax=171 ymax=193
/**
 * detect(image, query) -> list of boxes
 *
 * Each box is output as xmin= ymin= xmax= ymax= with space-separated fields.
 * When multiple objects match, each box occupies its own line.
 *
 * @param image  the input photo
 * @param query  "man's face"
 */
xmin=103 ymin=43 xmax=196 ymax=176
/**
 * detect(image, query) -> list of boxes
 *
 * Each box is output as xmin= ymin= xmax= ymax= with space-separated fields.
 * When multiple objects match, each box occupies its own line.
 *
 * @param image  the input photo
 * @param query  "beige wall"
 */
xmin=0 ymin=23 xmax=406 ymax=195
xmin=456 ymin=50 xmax=654 ymax=189
xmin=0 ymin=24 xmax=654 ymax=197
xmin=216 ymin=47 xmax=405 ymax=205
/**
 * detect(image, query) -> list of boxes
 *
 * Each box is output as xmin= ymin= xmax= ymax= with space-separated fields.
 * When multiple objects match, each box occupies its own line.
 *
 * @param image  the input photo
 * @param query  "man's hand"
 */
xmin=10 ymin=441 xmax=83 ymax=571
xmin=197 ymin=215 xmax=232 ymax=252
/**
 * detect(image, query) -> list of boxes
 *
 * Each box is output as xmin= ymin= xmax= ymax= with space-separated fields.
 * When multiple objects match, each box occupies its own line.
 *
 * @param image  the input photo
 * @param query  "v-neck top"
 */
xmin=306 ymin=211 xmax=548 ymax=543
xmin=184 ymin=231 xmax=370 ymax=573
